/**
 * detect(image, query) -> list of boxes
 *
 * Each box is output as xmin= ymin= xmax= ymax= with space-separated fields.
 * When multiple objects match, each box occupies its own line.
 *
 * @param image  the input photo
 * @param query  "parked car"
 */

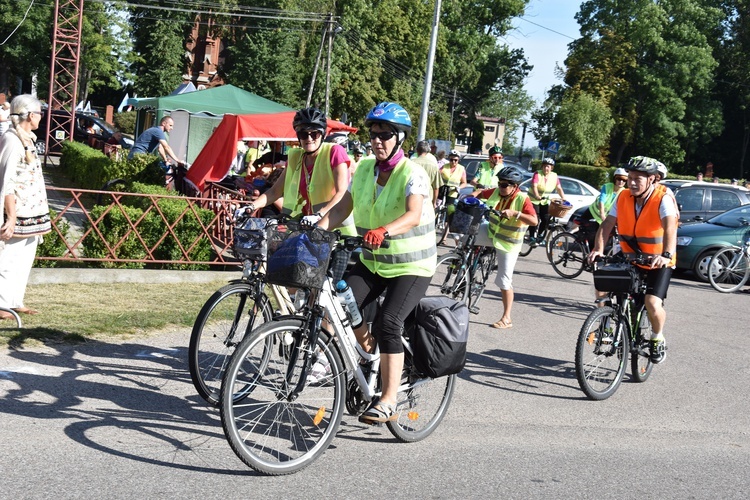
xmin=663 ymin=181 xmax=750 ymax=224
xmin=34 ymin=109 xmax=133 ymax=155
xmin=519 ymin=175 xmax=600 ymax=224
xmin=676 ymin=204 xmax=750 ymax=281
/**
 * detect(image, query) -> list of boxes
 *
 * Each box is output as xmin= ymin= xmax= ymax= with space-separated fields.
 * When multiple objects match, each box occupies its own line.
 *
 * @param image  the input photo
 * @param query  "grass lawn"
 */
xmin=0 ymin=280 xmax=228 ymax=348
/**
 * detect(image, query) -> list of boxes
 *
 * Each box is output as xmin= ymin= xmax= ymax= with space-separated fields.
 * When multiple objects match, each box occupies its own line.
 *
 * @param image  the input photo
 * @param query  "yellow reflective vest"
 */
xmin=531 ymin=170 xmax=558 ymax=206
xmin=351 ymin=158 xmax=436 ymax=278
xmin=284 ymin=143 xmax=356 ymax=235
xmin=485 ymin=189 xmax=529 ymax=253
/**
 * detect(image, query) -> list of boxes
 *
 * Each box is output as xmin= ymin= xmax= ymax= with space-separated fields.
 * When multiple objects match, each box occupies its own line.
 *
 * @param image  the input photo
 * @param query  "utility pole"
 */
xmin=45 ymin=0 xmax=84 ymax=164
xmin=306 ymin=14 xmax=331 ymax=108
xmin=417 ymin=0 xmax=441 ymax=142
xmin=519 ymin=121 xmax=528 ymax=168
xmin=448 ymin=88 xmax=457 ymax=142
xmin=324 ymin=18 xmax=343 ymax=117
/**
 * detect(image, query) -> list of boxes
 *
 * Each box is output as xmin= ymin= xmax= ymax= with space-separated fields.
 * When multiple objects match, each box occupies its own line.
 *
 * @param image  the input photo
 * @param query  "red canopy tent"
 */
xmin=186 ymin=112 xmax=357 ymax=191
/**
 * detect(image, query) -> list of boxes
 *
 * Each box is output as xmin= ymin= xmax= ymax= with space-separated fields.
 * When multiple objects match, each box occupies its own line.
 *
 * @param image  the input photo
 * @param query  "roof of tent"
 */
xmin=186 ymin=112 xmax=358 ymax=191
xmin=128 ymin=84 xmax=293 ymax=116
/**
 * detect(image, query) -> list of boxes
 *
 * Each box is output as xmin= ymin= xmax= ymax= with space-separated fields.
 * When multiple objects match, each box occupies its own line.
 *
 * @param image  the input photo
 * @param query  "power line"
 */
xmin=0 ymin=0 xmax=35 ymax=46
xmin=518 ymin=16 xmax=577 ymax=40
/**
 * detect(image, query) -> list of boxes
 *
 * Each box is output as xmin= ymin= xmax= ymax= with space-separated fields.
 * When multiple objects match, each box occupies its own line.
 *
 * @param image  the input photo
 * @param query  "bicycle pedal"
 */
xmin=469 ymin=306 xmax=480 ymax=314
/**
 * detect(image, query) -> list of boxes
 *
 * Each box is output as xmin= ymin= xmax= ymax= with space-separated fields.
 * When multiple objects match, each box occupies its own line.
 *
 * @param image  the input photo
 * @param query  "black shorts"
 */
xmin=639 ymin=266 xmax=672 ymax=301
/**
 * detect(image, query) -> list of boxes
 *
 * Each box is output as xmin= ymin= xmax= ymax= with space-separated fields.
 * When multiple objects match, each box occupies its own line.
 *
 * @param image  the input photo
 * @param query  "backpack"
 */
xmin=411 ymin=296 xmax=470 ymax=378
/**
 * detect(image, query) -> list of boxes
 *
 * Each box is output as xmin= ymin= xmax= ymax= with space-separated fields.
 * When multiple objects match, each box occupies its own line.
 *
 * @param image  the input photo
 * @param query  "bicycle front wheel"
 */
xmin=220 ymin=318 xmax=345 ymax=476
xmin=429 ymin=253 xmax=469 ymax=300
xmin=435 ymin=208 xmax=450 ymax=246
xmin=708 ymin=246 xmax=750 ymax=293
xmin=386 ymin=350 xmax=456 ymax=442
xmin=631 ymin=310 xmax=653 ymax=383
xmin=189 ymin=282 xmax=273 ymax=406
xmin=463 ymin=247 xmax=495 ymax=313
xmin=575 ymin=306 xmax=629 ymax=400
xmin=518 ymin=232 xmax=534 ymax=257
xmin=549 ymin=232 xmax=586 ymax=279
xmin=545 ymin=224 xmax=566 ymax=262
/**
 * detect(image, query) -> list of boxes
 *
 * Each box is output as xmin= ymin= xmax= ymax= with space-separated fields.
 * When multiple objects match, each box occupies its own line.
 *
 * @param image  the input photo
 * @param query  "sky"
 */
xmin=504 ymin=0 xmax=584 ymax=146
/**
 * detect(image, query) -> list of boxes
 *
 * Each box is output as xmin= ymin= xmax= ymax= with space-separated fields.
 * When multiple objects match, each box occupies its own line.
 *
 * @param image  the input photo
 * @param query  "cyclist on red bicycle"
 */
xmin=588 ymin=156 xmax=678 ymax=364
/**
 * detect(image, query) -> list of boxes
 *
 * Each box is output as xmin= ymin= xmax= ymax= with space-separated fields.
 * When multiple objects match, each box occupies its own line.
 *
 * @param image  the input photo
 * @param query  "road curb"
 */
xmin=29 ymin=268 xmax=238 ymax=285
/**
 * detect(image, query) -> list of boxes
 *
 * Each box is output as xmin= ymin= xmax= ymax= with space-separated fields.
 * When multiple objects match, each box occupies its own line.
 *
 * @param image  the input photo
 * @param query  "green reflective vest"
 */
xmin=284 ymin=143 xmax=356 ymax=235
xmin=588 ymin=182 xmax=622 ymax=223
xmin=475 ymin=161 xmax=500 ymax=188
xmin=351 ymin=158 xmax=437 ymax=278
xmin=485 ymin=189 xmax=529 ymax=253
xmin=531 ymin=170 xmax=558 ymax=206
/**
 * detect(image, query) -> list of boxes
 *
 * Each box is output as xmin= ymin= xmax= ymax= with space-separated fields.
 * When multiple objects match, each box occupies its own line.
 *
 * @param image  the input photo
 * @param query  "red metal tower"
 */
xmin=44 ymin=0 xmax=84 ymax=162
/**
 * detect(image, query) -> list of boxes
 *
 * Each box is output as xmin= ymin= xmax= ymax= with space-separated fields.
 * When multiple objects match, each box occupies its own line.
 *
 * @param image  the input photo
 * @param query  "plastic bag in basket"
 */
xmin=266 ymin=227 xmax=335 ymax=289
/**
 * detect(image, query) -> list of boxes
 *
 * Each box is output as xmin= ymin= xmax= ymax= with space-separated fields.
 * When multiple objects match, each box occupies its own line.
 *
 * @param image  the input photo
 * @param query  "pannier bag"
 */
xmin=266 ymin=221 xmax=338 ymax=289
xmin=449 ymin=197 xmax=487 ymax=235
xmin=411 ymin=296 xmax=470 ymax=378
xmin=593 ymin=263 xmax=640 ymax=293
xmin=232 ymin=217 xmax=269 ymax=261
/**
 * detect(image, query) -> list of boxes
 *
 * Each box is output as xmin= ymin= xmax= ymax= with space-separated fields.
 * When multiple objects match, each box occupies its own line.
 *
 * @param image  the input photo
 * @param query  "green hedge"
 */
xmin=34 ymin=210 xmax=72 ymax=268
xmin=529 ymin=159 xmax=698 ymax=189
xmin=81 ymin=183 xmax=214 ymax=269
xmin=59 ymin=142 xmax=163 ymax=190
xmin=113 ymin=111 xmax=136 ymax=135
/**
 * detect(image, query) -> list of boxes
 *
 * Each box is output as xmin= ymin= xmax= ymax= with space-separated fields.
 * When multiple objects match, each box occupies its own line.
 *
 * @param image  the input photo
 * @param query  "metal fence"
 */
xmin=40 ymin=183 xmax=252 ymax=267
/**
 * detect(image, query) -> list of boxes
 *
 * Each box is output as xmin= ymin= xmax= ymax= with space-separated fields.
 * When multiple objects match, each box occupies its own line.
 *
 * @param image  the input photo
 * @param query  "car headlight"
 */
xmin=676 ymin=236 xmax=693 ymax=246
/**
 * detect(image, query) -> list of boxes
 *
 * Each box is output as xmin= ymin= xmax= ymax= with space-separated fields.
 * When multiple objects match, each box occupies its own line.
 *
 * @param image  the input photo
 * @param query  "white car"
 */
xmin=519 ymin=175 xmax=600 ymax=224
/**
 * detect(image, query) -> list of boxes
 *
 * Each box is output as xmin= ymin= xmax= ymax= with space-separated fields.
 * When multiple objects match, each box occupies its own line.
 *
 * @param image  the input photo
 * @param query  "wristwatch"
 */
xmin=661 ymin=251 xmax=672 ymax=259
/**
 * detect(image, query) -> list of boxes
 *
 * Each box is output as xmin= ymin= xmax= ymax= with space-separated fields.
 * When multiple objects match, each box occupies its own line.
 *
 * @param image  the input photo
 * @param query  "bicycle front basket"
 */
xmin=232 ymin=217 xmax=269 ymax=261
xmin=593 ymin=263 xmax=640 ymax=293
xmin=450 ymin=198 xmax=487 ymax=234
xmin=266 ymin=221 xmax=338 ymax=289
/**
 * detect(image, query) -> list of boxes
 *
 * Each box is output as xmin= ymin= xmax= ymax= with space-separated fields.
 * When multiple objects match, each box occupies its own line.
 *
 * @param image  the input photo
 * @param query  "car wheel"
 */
xmin=693 ymin=250 xmax=718 ymax=282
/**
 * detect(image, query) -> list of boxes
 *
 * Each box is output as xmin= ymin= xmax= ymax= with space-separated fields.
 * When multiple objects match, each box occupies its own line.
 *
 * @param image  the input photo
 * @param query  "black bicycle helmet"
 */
xmin=293 ymin=107 xmax=327 ymax=132
xmin=625 ymin=155 xmax=660 ymax=175
xmin=489 ymin=146 xmax=503 ymax=156
xmin=496 ymin=166 xmax=525 ymax=185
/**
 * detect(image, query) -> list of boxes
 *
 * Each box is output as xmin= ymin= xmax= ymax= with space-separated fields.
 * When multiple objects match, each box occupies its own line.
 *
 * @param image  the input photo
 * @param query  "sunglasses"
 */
xmin=615 ymin=177 xmax=627 ymax=182
xmin=369 ymin=131 xmax=397 ymax=142
xmin=491 ymin=155 xmax=502 ymax=160
xmin=450 ymin=158 xmax=459 ymax=162
xmin=498 ymin=182 xmax=514 ymax=189
xmin=297 ymin=130 xmax=322 ymax=140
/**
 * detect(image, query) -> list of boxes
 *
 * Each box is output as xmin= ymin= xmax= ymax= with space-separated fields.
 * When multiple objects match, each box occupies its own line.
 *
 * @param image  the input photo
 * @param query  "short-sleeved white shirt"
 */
xmin=608 ymin=187 xmax=678 ymax=220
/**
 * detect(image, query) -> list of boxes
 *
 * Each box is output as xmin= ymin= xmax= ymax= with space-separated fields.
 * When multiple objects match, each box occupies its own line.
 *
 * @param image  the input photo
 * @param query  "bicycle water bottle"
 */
xmin=335 ymin=280 xmax=363 ymax=328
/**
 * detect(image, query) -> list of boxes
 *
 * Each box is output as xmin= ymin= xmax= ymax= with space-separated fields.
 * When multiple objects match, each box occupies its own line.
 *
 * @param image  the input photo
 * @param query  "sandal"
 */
xmin=359 ymin=399 xmax=398 ymax=424
xmin=491 ymin=319 xmax=513 ymax=329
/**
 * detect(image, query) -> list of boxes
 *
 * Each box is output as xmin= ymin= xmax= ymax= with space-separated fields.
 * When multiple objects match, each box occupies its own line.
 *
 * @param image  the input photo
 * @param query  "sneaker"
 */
xmin=306 ymin=356 xmax=331 ymax=385
xmin=650 ymin=336 xmax=667 ymax=364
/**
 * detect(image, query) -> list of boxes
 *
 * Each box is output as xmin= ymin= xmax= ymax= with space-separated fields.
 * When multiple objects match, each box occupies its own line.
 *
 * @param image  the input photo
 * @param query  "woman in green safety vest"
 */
xmin=474 ymin=167 xmax=538 ymax=329
xmin=322 ymin=101 xmax=436 ymax=424
xmin=589 ymin=167 xmax=628 ymax=224
xmin=247 ymin=107 xmax=355 ymax=281
xmin=528 ymin=157 xmax=566 ymax=243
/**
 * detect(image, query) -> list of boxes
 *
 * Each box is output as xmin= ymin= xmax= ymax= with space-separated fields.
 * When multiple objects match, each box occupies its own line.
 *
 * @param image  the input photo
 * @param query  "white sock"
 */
xmin=651 ymin=331 xmax=664 ymax=340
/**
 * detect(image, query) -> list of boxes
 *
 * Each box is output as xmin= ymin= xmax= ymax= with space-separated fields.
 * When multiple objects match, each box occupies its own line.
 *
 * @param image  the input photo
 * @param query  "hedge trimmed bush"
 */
xmin=81 ymin=183 xmax=214 ymax=269
xmin=528 ymin=159 xmax=697 ymax=189
xmin=34 ymin=210 xmax=72 ymax=268
xmin=59 ymin=142 xmax=163 ymax=190
xmin=113 ymin=111 xmax=136 ymax=135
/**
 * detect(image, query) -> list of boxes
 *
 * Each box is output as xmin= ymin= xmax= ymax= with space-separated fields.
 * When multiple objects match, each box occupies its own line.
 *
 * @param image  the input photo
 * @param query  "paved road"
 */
xmin=2 ymin=251 xmax=749 ymax=498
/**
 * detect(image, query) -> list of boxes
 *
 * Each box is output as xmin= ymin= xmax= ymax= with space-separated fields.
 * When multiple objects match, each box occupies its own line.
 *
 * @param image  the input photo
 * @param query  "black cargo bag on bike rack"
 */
xmin=411 ymin=296 xmax=470 ymax=378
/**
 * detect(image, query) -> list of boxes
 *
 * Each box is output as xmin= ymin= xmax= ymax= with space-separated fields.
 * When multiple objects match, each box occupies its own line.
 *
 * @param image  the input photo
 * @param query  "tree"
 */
xmin=564 ymin=0 xmax=723 ymax=169
xmin=554 ymin=92 xmax=614 ymax=165
xmin=0 ymin=1 xmax=52 ymax=97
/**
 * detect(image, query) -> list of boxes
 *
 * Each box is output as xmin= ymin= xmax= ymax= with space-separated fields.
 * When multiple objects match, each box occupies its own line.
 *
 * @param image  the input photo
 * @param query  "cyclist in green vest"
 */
xmin=475 ymin=167 xmax=538 ymax=329
xmin=471 ymin=145 xmax=504 ymax=189
xmin=589 ymin=168 xmax=628 ymax=225
xmin=321 ymin=102 xmax=436 ymax=424
xmin=528 ymin=157 xmax=566 ymax=244
xmin=248 ymin=107 xmax=355 ymax=280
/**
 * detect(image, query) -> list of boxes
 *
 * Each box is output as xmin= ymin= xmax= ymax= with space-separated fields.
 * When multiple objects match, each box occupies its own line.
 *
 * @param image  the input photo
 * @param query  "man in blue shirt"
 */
xmin=128 ymin=115 xmax=181 ymax=166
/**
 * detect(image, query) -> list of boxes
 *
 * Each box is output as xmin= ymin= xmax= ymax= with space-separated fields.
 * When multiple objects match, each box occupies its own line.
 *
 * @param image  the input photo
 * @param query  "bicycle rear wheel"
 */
xmin=631 ymin=310 xmax=653 ymax=383
xmin=463 ymin=247 xmax=495 ymax=313
xmin=386 ymin=349 xmax=456 ymax=442
xmin=575 ymin=306 xmax=628 ymax=400
xmin=429 ymin=253 xmax=469 ymax=300
xmin=221 ymin=318 xmax=345 ymax=475
xmin=435 ymin=208 xmax=450 ymax=246
xmin=549 ymin=232 xmax=586 ymax=279
xmin=189 ymin=282 xmax=273 ymax=406
xmin=545 ymin=224 xmax=566 ymax=263
xmin=708 ymin=247 xmax=750 ymax=293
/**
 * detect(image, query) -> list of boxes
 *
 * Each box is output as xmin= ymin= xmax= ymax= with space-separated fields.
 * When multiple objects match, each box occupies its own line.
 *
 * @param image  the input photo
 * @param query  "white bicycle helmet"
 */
xmin=613 ymin=167 xmax=628 ymax=179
